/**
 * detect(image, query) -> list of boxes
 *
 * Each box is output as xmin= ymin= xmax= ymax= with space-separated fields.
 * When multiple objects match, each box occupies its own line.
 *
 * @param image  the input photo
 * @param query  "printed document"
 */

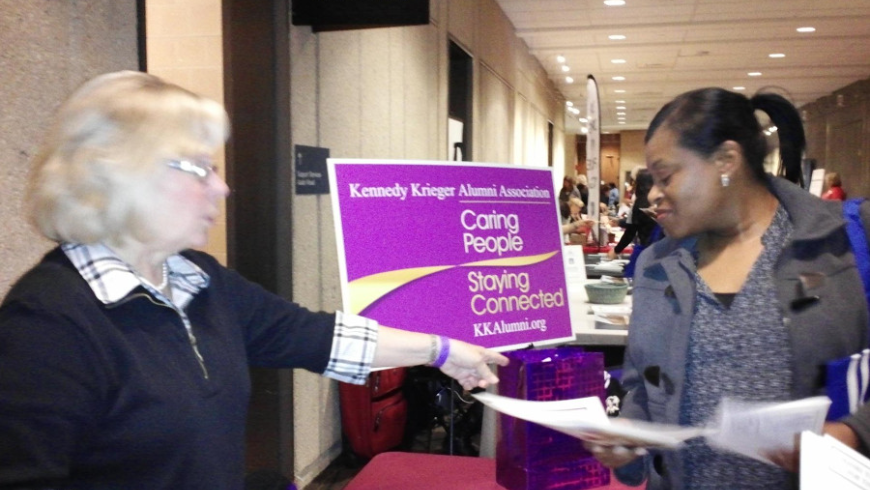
xmin=476 ymin=392 xmax=831 ymax=460
xmin=473 ymin=392 xmax=709 ymax=448
xmin=800 ymin=431 xmax=870 ymax=489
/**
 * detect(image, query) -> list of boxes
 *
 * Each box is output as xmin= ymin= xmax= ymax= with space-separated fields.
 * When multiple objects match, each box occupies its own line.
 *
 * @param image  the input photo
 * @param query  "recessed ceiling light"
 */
xmin=612 ymin=76 xmax=625 ymax=81
xmin=614 ymin=89 xmax=626 ymax=93
xmin=556 ymin=55 xmax=566 ymax=63
xmin=566 ymin=101 xmax=574 ymax=107
xmin=581 ymin=127 xmax=589 ymax=134
xmin=608 ymin=34 xmax=626 ymax=40
xmin=562 ymin=65 xmax=571 ymax=72
xmin=733 ymin=86 xmax=746 ymax=91
xmin=748 ymin=72 xmax=762 ymax=77
xmin=769 ymin=53 xmax=785 ymax=58
xmin=579 ymin=118 xmax=588 ymax=123
xmin=611 ymin=59 xmax=626 ymax=64
xmin=616 ymin=106 xmax=626 ymax=110
xmin=617 ymin=112 xmax=626 ymax=116
xmin=566 ymin=76 xmax=574 ymax=84
xmin=604 ymin=0 xmax=625 ymax=6
xmin=797 ymin=27 xmax=816 ymax=33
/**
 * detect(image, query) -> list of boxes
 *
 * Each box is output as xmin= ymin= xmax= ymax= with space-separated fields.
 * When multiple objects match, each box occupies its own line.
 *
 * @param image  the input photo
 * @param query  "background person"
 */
xmin=606 ymin=169 xmax=657 ymax=261
xmin=587 ymin=87 xmax=870 ymax=490
xmin=821 ymin=171 xmax=847 ymax=200
xmin=561 ymin=195 xmax=586 ymax=239
xmin=558 ymin=175 xmax=574 ymax=219
xmin=0 ymin=71 xmax=509 ymax=490
xmin=570 ymin=174 xmax=590 ymax=214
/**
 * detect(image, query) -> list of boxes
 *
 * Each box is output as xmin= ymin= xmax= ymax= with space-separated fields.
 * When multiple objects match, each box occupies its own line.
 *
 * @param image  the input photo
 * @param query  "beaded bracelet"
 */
xmin=430 ymin=335 xmax=451 ymax=368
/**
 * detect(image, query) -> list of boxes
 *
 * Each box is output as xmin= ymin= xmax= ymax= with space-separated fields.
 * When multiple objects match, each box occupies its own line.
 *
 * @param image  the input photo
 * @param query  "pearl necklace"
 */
xmin=142 ymin=262 xmax=169 ymax=291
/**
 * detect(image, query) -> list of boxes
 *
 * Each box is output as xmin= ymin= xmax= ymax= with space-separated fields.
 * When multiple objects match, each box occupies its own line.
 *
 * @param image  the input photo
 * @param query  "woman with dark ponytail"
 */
xmin=585 ymin=88 xmax=870 ymax=489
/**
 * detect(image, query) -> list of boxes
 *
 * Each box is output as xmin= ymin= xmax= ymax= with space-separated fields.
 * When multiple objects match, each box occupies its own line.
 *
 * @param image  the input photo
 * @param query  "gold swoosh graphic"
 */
xmin=348 ymin=251 xmax=559 ymax=314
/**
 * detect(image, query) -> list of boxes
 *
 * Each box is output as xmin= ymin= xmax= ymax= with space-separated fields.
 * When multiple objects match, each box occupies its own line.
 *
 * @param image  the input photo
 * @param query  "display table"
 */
xmin=344 ymin=452 xmax=645 ymax=490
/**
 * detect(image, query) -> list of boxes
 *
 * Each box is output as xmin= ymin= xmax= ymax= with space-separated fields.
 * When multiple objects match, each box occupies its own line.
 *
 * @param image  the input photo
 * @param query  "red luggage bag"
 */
xmin=339 ymin=367 xmax=408 ymax=459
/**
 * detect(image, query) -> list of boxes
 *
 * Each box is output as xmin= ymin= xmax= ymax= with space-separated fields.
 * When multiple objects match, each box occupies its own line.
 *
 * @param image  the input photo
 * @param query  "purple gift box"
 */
xmin=496 ymin=346 xmax=610 ymax=490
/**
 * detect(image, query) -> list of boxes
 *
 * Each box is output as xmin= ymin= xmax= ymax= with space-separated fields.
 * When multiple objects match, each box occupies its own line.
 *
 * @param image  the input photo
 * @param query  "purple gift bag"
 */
xmin=496 ymin=346 xmax=611 ymax=490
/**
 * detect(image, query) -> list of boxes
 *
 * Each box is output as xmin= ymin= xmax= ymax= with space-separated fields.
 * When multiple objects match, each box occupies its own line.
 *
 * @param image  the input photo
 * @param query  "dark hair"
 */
xmin=633 ymin=169 xmax=653 ymax=208
xmin=645 ymin=87 xmax=806 ymax=185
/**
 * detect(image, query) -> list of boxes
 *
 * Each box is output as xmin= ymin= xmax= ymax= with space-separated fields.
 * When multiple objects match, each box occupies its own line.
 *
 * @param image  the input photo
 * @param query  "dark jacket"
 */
xmin=0 ymin=248 xmax=335 ymax=489
xmin=616 ymin=178 xmax=870 ymax=488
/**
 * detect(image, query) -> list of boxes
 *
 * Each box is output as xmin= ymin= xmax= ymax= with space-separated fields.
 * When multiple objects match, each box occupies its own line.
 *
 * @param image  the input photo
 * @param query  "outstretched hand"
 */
xmin=439 ymin=339 xmax=509 ymax=390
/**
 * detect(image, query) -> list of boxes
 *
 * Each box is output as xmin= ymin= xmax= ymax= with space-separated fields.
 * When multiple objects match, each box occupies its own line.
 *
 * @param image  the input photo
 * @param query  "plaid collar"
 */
xmin=61 ymin=242 xmax=209 ymax=306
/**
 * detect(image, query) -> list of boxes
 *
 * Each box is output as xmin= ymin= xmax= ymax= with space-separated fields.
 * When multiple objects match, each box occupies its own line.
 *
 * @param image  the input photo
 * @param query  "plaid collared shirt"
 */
xmin=61 ymin=243 xmax=377 ymax=384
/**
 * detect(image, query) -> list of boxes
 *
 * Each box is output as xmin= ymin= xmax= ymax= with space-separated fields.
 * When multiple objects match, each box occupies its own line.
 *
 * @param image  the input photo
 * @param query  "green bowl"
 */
xmin=585 ymin=282 xmax=629 ymax=304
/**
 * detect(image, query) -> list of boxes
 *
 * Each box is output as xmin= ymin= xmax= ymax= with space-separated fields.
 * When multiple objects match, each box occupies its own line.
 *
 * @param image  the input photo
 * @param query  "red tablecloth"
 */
xmin=344 ymin=452 xmax=644 ymax=490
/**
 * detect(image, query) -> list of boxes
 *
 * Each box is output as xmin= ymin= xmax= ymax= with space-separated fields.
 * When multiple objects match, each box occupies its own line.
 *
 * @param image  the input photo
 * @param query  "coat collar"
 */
xmin=646 ymin=176 xmax=844 ymax=267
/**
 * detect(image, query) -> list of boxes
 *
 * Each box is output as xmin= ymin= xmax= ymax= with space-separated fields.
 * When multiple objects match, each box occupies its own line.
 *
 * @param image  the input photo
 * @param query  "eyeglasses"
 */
xmin=166 ymin=158 xmax=218 ymax=181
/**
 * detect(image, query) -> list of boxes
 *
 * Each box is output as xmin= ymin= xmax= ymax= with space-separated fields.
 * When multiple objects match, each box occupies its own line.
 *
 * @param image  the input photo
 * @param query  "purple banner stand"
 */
xmin=328 ymin=159 xmax=573 ymax=350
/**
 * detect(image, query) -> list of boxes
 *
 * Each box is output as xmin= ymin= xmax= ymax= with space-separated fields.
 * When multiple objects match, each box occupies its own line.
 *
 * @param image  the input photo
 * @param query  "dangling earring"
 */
xmin=720 ymin=173 xmax=730 ymax=187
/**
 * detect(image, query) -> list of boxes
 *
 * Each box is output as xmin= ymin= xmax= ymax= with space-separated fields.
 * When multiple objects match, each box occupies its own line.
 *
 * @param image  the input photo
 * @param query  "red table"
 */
xmin=344 ymin=452 xmax=644 ymax=490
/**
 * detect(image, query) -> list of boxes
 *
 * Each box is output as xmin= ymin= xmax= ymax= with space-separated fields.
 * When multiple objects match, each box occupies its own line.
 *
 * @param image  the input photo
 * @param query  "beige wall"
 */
xmin=288 ymin=0 xmax=566 ymax=485
xmin=146 ymin=0 xmax=227 ymax=264
xmin=0 ymin=1 xmax=138 ymax=296
xmin=620 ymin=130 xmax=647 ymax=184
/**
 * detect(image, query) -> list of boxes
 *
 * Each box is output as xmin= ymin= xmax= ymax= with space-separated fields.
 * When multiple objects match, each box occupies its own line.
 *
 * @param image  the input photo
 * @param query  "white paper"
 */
xmin=801 ymin=431 xmax=870 ymax=489
xmin=590 ymin=304 xmax=631 ymax=325
xmin=474 ymin=392 xmax=709 ymax=449
xmin=707 ymin=396 xmax=831 ymax=465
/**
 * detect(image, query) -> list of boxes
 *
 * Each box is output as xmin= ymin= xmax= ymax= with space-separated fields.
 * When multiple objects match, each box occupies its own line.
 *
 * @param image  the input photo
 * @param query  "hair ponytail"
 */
xmin=750 ymin=93 xmax=806 ymax=186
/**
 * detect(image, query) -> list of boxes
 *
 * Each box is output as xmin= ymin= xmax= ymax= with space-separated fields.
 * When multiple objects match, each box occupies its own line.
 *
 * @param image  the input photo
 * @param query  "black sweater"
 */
xmin=0 ymin=248 xmax=335 ymax=489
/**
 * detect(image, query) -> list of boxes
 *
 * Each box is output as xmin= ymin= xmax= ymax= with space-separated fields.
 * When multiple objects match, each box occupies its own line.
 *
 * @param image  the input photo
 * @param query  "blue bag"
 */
xmin=826 ymin=198 xmax=870 ymax=421
xmin=623 ymin=225 xmax=662 ymax=279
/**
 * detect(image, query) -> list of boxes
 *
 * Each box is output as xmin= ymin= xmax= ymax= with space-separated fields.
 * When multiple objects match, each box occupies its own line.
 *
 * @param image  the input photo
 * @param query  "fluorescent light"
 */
xmin=797 ymin=27 xmax=816 ymax=33
xmin=618 ymin=121 xmax=626 ymax=125
xmin=616 ymin=112 xmax=626 ymax=116
xmin=769 ymin=53 xmax=785 ymax=58
xmin=566 ymin=101 xmax=574 ymax=107
xmin=556 ymin=55 xmax=566 ymax=63
xmin=615 ymin=100 xmax=625 ymax=103
xmin=566 ymin=76 xmax=574 ymax=83
xmin=616 ymin=106 xmax=626 ymax=110
xmin=748 ymin=72 xmax=762 ymax=77
xmin=614 ymin=89 xmax=626 ymax=93
xmin=608 ymin=34 xmax=626 ymax=40
xmin=612 ymin=76 xmax=625 ymax=81
xmin=604 ymin=0 xmax=625 ymax=6
xmin=733 ymin=86 xmax=746 ymax=91
xmin=581 ymin=127 xmax=589 ymax=134
xmin=579 ymin=118 xmax=588 ymax=123
xmin=611 ymin=59 xmax=626 ymax=64
xmin=562 ymin=65 xmax=571 ymax=72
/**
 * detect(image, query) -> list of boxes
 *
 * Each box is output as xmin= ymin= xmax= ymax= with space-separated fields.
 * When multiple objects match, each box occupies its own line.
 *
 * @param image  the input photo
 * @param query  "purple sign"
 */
xmin=328 ymin=159 xmax=573 ymax=350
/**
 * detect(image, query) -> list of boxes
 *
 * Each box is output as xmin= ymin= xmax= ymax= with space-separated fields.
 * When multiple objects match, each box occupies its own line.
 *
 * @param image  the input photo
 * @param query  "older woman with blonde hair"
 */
xmin=821 ymin=171 xmax=846 ymax=200
xmin=0 ymin=71 xmax=508 ymax=490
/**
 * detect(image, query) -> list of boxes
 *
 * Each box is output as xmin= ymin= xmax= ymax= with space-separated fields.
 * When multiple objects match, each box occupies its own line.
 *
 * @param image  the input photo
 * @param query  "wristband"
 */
xmin=431 ymin=335 xmax=451 ymax=368
xmin=427 ymin=334 xmax=439 ymax=365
